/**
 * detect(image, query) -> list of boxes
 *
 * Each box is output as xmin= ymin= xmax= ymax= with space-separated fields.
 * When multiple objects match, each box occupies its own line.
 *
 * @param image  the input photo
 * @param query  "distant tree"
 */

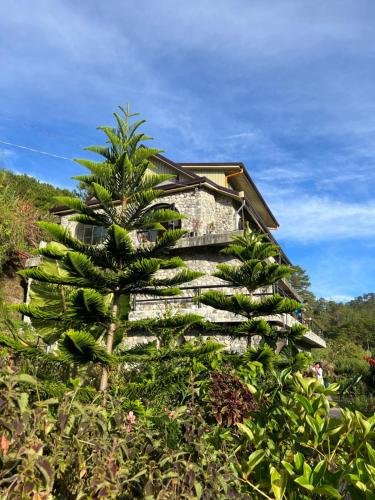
xmin=290 ymin=265 xmax=315 ymax=302
xmin=0 ymin=168 xmax=73 ymax=212
xmin=313 ymin=294 xmax=375 ymax=351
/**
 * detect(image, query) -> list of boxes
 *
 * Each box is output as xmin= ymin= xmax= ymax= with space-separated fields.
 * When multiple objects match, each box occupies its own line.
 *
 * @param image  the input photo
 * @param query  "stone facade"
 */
xmin=214 ymin=193 xmax=238 ymax=233
xmin=129 ymin=246 xmax=273 ymax=327
xmin=145 ymin=188 xmax=237 ymax=236
xmin=125 ymin=331 xmax=248 ymax=353
xmin=58 ymin=186 xmax=239 ymax=239
xmin=55 ymin=184 xmax=326 ymax=351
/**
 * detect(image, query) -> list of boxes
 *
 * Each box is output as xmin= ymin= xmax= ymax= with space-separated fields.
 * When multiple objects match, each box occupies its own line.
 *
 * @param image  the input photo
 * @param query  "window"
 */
xmin=75 ymin=223 xmax=106 ymax=244
xmin=137 ymin=203 xmax=181 ymax=243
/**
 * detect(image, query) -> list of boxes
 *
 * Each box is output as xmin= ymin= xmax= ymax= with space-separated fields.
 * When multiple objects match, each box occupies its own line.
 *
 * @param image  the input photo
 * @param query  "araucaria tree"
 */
xmin=197 ymin=229 xmax=307 ymax=348
xmin=17 ymin=107 xmax=202 ymax=391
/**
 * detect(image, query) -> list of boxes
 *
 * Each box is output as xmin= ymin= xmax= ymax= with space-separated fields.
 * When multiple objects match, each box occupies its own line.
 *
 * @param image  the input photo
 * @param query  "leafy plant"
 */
xmin=208 ymin=370 xmax=258 ymax=426
xmin=231 ymin=370 xmax=375 ymax=499
xmin=0 ymin=365 xmax=245 ymax=498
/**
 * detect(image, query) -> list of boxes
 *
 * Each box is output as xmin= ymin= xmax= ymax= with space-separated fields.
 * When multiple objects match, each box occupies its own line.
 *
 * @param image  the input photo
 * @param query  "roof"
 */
xmin=153 ymin=153 xmax=200 ymax=180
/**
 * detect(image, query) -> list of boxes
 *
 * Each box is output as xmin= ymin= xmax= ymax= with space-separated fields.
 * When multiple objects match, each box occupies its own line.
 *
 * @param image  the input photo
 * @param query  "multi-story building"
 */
xmin=51 ymin=153 xmax=326 ymax=351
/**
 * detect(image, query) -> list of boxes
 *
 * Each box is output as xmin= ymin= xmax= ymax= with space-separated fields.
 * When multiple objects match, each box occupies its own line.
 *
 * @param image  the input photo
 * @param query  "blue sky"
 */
xmin=1 ymin=0 xmax=374 ymax=301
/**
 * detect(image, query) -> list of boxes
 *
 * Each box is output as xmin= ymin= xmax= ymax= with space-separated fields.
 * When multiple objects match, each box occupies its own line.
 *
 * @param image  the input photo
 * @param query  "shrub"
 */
xmin=208 ymin=371 xmax=259 ymax=426
xmin=231 ymin=370 xmax=375 ymax=499
xmin=0 ymin=366 xmax=245 ymax=498
xmin=1 ymin=361 xmax=374 ymax=499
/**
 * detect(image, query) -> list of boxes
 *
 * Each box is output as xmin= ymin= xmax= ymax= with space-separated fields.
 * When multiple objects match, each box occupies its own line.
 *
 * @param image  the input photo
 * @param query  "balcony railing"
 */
xmin=131 ymin=282 xmax=324 ymax=337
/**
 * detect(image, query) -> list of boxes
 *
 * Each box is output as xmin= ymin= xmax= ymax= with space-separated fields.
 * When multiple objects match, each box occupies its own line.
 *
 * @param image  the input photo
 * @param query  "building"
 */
xmin=50 ymin=153 xmax=326 ymax=351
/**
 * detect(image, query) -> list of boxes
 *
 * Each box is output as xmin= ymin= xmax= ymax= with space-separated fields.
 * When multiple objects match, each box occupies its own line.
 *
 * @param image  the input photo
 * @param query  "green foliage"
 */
xmin=0 ymin=176 xmax=39 ymax=273
xmin=7 ymin=107 xmax=203 ymax=390
xmin=313 ymin=293 xmax=375 ymax=351
xmin=0 ymin=353 xmax=374 ymax=498
xmin=58 ymin=330 xmax=113 ymax=365
xmin=0 ymin=366 xmax=245 ymax=499
xmin=314 ymin=339 xmax=371 ymax=397
xmin=278 ymin=264 xmax=375 ymax=399
xmin=197 ymin=228 xmax=307 ymax=347
xmin=276 ymin=345 xmax=313 ymax=373
xmin=242 ymin=344 xmax=275 ymax=370
xmin=231 ymin=370 xmax=375 ymax=499
xmin=0 ymin=168 xmax=73 ymax=212
xmin=0 ymin=169 xmax=73 ymax=275
xmin=289 ymin=265 xmax=315 ymax=302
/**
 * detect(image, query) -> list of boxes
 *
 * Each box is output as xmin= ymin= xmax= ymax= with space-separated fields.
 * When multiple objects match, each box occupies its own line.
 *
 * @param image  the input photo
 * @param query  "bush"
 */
xmin=0 ymin=362 xmax=374 ymax=498
xmin=314 ymin=339 xmax=371 ymax=395
xmin=0 ymin=366 xmax=244 ymax=498
xmin=208 ymin=371 xmax=259 ymax=426
xmin=231 ymin=370 xmax=375 ymax=498
xmin=338 ymin=395 xmax=375 ymax=417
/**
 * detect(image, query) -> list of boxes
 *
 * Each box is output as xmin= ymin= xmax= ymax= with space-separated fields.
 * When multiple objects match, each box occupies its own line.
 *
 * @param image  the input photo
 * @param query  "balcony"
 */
xmin=130 ymin=282 xmax=326 ymax=349
xmin=174 ymin=230 xmax=244 ymax=249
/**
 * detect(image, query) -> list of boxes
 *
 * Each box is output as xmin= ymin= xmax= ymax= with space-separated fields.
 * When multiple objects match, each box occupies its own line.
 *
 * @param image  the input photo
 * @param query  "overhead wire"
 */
xmin=0 ymin=139 xmax=73 ymax=161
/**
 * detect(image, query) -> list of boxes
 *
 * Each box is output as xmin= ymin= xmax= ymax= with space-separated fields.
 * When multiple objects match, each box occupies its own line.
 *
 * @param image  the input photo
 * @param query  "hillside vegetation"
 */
xmin=314 ymin=294 xmax=375 ymax=351
xmin=0 ymin=169 xmax=72 ymax=276
xmin=0 ymin=168 xmax=72 ymax=212
xmin=291 ymin=267 xmax=375 ymax=408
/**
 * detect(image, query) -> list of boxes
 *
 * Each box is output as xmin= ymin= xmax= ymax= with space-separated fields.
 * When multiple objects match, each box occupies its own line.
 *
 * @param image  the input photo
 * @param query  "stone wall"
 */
xmin=58 ymin=186 xmax=238 ymax=238
xmin=129 ymin=246 xmax=235 ymax=322
xmin=128 ymin=247 xmax=274 ymax=324
xmin=124 ymin=331 xmax=248 ymax=353
xmin=214 ymin=193 xmax=237 ymax=232
xmin=151 ymin=189 xmax=214 ymax=235
xmin=148 ymin=188 xmax=235 ymax=236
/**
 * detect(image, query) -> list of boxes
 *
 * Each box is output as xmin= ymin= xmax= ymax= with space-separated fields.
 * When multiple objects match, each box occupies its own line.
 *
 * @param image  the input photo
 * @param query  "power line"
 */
xmin=0 ymin=139 xmax=73 ymax=161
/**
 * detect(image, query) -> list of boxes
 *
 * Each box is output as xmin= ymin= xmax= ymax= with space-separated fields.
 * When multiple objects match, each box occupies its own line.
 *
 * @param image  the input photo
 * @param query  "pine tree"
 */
xmin=15 ymin=107 xmax=203 ymax=391
xmin=289 ymin=265 xmax=315 ymax=303
xmin=196 ymin=228 xmax=308 ymax=349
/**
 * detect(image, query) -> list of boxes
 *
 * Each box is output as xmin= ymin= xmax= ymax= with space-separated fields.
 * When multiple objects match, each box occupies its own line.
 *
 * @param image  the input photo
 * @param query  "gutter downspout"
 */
xmin=234 ymin=192 xmax=246 ymax=230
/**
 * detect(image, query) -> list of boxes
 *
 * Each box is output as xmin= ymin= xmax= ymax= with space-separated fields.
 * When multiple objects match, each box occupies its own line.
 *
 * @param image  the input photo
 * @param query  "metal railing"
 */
xmin=131 ymin=282 xmax=324 ymax=337
xmin=132 ymin=282 xmax=296 ymax=309
xmin=132 ymin=283 xmax=233 ymax=310
xmin=306 ymin=318 xmax=325 ymax=338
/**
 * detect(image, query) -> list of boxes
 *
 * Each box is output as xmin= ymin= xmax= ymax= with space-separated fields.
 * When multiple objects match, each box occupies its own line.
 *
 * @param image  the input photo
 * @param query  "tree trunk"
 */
xmin=99 ymin=294 xmax=120 ymax=392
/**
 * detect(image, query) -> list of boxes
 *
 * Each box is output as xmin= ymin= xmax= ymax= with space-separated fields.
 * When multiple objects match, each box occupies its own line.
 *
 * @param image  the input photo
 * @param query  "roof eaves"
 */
xmin=238 ymin=162 xmax=279 ymax=228
xmin=176 ymin=162 xmax=242 ymax=167
xmin=154 ymin=153 xmax=201 ymax=179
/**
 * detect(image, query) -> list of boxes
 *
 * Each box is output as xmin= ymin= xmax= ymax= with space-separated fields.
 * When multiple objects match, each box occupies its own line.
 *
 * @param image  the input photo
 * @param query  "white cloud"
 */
xmin=325 ymin=294 xmax=354 ymax=303
xmin=269 ymin=195 xmax=375 ymax=242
